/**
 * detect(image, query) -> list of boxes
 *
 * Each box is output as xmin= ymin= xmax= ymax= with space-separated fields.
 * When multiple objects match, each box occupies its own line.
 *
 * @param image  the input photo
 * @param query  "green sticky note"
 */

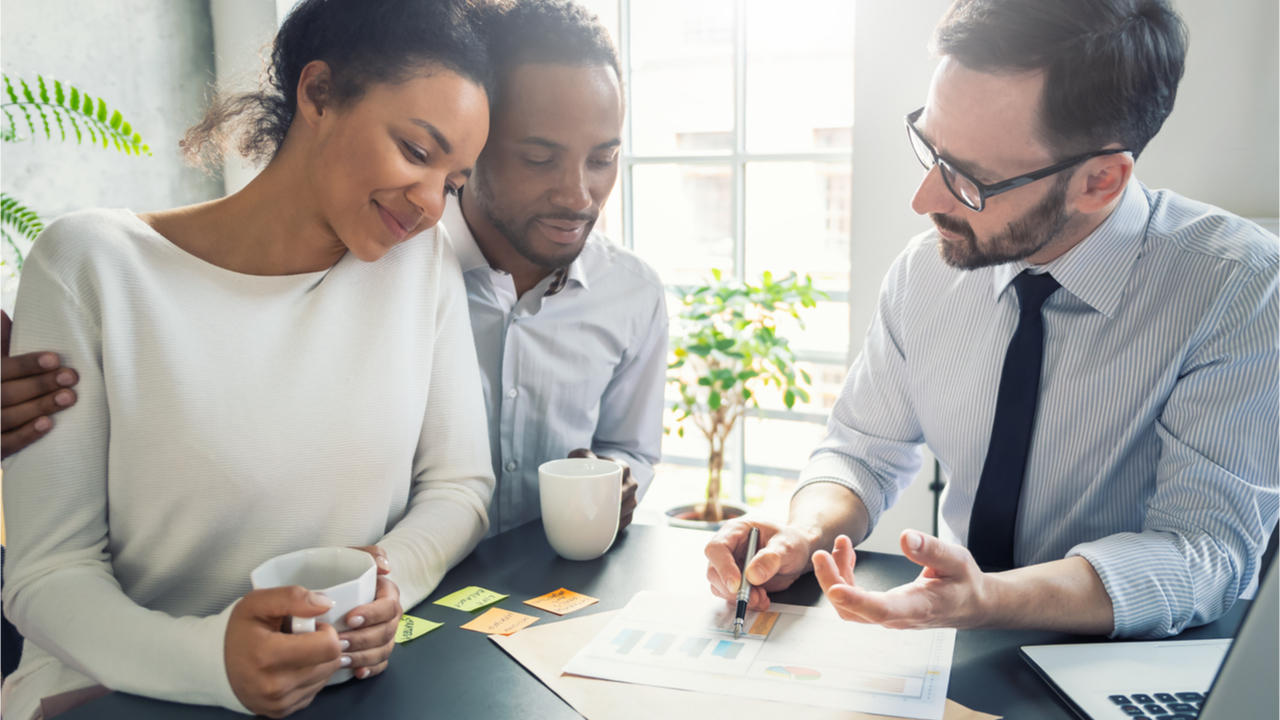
xmin=433 ymin=586 xmax=509 ymax=612
xmin=395 ymin=614 xmax=442 ymax=644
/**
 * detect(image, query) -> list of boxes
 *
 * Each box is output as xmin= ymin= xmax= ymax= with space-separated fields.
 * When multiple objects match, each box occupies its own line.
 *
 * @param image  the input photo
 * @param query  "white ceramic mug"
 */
xmin=539 ymin=457 xmax=623 ymax=561
xmin=249 ymin=547 xmax=377 ymax=684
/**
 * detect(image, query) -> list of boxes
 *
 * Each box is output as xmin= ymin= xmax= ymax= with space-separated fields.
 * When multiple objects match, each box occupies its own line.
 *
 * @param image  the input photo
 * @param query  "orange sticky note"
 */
xmin=523 ymin=588 xmax=600 ymax=616
xmin=460 ymin=607 xmax=539 ymax=636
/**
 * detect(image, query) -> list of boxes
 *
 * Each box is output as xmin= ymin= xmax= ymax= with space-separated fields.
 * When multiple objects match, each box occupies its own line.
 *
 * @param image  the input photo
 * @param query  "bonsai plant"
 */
xmin=666 ymin=268 xmax=822 ymax=525
xmin=2 ymin=72 xmax=150 ymax=283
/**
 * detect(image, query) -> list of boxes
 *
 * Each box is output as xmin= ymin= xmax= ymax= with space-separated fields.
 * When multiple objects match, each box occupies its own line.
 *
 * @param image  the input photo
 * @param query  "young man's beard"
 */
xmin=467 ymin=173 xmax=594 ymax=271
xmin=932 ymin=174 xmax=1074 ymax=270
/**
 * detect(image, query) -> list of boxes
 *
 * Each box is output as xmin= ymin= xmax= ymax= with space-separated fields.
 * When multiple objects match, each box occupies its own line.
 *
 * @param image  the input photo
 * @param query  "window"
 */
xmin=579 ymin=0 xmax=854 ymax=514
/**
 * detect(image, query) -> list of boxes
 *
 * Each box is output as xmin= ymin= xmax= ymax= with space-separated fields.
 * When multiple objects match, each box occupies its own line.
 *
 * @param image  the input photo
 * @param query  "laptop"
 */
xmin=1020 ymin=558 xmax=1279 ymax=720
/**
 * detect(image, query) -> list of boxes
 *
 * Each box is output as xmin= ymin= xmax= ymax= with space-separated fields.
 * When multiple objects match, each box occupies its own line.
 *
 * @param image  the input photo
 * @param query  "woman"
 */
xmin=1 ymin=0 xmax=495 ymax=717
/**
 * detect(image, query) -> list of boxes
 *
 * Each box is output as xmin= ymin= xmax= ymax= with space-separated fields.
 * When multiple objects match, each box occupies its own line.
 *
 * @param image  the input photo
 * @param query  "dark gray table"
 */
xmin=66 ymin=521 xmax=1246 ymax=719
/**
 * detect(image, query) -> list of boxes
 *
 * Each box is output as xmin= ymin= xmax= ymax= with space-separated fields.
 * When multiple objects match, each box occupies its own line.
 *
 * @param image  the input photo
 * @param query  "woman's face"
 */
xmin=308 ymin=67 xmax=489 ymax=262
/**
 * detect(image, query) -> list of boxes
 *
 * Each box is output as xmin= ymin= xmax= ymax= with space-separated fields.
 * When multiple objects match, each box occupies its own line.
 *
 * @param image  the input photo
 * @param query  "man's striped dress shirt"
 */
xmin=797 ymin=179 xmax=1279 ymax=639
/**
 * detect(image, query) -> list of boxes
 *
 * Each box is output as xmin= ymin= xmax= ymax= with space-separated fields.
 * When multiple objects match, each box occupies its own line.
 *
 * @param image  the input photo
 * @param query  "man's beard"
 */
xmin=932 ymin=174 xmax=1074 ymax=270
xmin=468 ymin=174 xmax=594 ymax=271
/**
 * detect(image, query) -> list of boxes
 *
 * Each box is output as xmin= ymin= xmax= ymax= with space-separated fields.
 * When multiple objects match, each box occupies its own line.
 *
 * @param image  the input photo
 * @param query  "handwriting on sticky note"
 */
xmin=433 ymin=586 xmax=509 ymax=613
xmin=394 ymin=614 xmax=442 ymax=644
xmin=460 ymin=607 xmax=538 ymax=636
xmin=523 ymin=588 xmax=600 ymax=616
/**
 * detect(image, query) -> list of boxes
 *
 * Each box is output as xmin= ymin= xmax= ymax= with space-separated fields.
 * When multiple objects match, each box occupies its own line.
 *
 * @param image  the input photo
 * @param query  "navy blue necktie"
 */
xmin=968 ymin=271 xmax=1061 ymax=569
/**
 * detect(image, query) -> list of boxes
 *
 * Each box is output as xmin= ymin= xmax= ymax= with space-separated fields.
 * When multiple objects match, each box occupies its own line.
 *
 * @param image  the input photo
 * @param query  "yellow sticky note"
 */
xmin=394 ymin=614 xmax=442 ymax=644
xmin=433 ymin=586 xmax=509 ymax=613
xmin=460 ymin=607 xmax=539 ymax=636
xmin=523 ymin=588 xmax=600 ymax=616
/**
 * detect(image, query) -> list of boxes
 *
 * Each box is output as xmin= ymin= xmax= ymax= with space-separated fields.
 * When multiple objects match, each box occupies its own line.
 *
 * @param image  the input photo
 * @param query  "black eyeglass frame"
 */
xmin=905 ymin=107 xmax=1130 ymax=212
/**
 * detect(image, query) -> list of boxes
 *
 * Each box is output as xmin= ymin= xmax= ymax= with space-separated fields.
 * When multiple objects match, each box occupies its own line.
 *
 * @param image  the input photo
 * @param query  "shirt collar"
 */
xmin=440 ymin=194 xmax=591 ymax=293
xmin=991 ymin=177 xmax=1150 ymax=318
xmin=441 ymin=194 xmax=490 ymax=273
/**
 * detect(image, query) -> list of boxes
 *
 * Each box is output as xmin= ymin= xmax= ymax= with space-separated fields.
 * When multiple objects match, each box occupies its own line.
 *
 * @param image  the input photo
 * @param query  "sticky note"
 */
xmin=394 ymin=614 xmax=442 ymax=644
xmin=460 ymin=607 xmax=539 ymax=636
xmin=433 ymin=586 xmax=509 ymax=613
xmin=523 ymin=588 xmax=600 ymax=616
xmin=748 ymin=611 xmax=780 ymax=637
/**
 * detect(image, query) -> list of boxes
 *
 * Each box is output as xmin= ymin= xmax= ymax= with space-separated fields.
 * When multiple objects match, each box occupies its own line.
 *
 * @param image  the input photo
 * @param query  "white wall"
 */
xmin=847 ymin=0 xmax=1280 ymax=554
xmin=1 ymin=0 xmax=224 ymax=309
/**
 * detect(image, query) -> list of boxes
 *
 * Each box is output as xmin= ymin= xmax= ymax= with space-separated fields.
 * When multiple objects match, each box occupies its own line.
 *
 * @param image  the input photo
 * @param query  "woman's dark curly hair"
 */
xmin=182 ymin=0 xmax=493 ymax=174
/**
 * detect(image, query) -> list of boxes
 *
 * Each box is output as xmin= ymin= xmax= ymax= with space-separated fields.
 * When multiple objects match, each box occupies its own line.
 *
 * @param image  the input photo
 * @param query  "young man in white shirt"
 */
xmin=0 ymin=0 xmax=666 ymax=534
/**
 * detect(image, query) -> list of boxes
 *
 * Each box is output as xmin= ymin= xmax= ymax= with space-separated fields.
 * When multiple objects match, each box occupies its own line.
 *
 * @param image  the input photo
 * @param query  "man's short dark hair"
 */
xmin=478 ymin=0 xmax=622 ymax=115
xmin=932 ymin=0 xmax=1189 ymax=159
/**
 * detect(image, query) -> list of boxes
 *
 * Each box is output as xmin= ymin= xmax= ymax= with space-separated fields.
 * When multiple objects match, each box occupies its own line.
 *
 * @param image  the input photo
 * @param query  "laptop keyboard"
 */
xmin=1108 ymin=691 xmax=1205 ymax=718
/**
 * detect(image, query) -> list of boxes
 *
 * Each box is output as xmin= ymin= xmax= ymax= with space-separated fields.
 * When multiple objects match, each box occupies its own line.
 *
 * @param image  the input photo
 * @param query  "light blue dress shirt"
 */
xmin=797 ymin=179 xmax=1279 ymax=638
xmin=442 ymin=197 xmax=668 ymax=536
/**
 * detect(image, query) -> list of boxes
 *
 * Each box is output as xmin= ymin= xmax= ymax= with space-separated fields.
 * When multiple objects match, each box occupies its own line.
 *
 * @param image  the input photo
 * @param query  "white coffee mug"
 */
xmin=539 ymin=457 xmax=623 ymax=561
xmin=250 ymin=547 xmax=377 ymax=684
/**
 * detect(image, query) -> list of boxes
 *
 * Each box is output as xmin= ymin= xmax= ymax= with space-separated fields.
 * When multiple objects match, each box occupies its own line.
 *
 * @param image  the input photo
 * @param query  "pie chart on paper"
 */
xmin=765 ymin=665 xmax=821 ymax=681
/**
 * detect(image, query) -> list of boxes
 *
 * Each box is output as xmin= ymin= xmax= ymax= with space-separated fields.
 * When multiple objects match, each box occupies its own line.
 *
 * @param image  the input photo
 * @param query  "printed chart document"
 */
xmin=562 ymin=592 xmax=956 ymax=720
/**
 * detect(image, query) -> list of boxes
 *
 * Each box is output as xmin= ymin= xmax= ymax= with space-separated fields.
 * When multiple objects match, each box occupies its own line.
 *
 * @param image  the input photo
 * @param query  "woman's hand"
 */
xmin=342 ymin=545 xmax=402 ymax=679
xmin=225 ymin=586 xmax=343 ymax=718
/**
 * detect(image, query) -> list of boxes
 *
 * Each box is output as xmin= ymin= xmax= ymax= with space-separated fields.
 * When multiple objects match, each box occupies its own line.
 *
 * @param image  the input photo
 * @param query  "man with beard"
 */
xmin=706 ymin=0 xmax=1277 ymax=639
xmin=0 ymin=0 xmax=665 ymax=536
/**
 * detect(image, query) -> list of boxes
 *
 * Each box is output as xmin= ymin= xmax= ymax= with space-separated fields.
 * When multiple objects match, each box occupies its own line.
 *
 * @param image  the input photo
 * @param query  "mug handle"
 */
xmin=289 ymin=616 xmax=317 ymax=634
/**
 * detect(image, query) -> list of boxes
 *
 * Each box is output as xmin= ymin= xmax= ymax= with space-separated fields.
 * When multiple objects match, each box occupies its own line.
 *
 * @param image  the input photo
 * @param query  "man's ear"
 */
xmin=1073 ymin=148 xmax=1133 ymax=214
xmin=295 ymin=60 xmax=335 ymax=127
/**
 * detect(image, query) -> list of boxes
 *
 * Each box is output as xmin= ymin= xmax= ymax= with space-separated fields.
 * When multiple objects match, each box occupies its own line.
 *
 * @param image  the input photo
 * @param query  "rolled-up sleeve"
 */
xmin=1068 ymin=262 xmax=1279 ymax=638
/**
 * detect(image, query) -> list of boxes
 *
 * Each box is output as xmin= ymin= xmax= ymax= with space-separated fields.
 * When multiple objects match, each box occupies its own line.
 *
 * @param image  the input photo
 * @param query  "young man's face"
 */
xmin=467 ymin=63 xmax=624 ymax=269
xmin=909 ymin=57 xmax=1084 ymax=269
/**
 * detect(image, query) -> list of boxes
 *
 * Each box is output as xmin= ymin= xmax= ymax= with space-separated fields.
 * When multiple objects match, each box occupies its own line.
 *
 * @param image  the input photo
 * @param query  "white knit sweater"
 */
xmin=1 ymin=209 xmax=495 ymax=718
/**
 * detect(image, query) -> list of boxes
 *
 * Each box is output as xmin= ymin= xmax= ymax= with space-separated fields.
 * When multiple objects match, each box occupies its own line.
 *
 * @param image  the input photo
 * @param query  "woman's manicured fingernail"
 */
xmin=340 ymin=639 xmax=350 ymax=651
xmin=906 ymin=531 xmax=923 ymax=551
xmin=309 ymin=591 xmax=335 ymax=607
xmin=359 ymin=668 xmax=370 ymax=679
xmin=377 ymin=556 xmax=390 ymax=570
xmin=340 ymin=655 xmax=352 ymax=668
xmin=348 ymin=615 xmax=365 ymax=628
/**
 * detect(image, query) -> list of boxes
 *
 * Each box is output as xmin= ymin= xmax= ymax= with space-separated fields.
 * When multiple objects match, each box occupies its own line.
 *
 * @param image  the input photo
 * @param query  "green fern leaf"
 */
xmin=2 ymin=108 xmax=16 ymax=142
xmin=1 ymin=228 xmax=22 ymax=273
xmin=34 ymin=103 xmax=50 ymax=140
xmin=1 ymin=193 xmax=45 ymax=272
xmin=17 ymin=104 xmax=35 ymax=137
xmin=50 ymin=104 xmax=66 ymax=141
xmin=67 ymin=113 xmax=83 ymax=144
xmin=2 ymin=73 xmax=152 ymax=155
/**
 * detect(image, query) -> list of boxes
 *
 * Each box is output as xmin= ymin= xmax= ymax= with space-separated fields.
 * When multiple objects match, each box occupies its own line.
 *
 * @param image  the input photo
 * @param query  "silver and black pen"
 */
xmin=733 ymin=526 xmax=760 ymax=639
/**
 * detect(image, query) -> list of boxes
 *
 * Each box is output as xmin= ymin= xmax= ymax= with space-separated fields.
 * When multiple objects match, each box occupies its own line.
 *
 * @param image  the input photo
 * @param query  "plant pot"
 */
xmin=664 ymin=501 xmax=751 ymax=531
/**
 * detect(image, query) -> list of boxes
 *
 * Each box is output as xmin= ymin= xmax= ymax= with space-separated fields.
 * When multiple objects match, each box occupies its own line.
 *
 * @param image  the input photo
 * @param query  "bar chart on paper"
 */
xmin=562 ymin=592 xmax=956 ymax=720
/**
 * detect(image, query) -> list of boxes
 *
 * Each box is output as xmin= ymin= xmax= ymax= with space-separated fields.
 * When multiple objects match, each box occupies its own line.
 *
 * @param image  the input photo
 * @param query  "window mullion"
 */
xmin=618 ymin=0 xmax=634 ymax=250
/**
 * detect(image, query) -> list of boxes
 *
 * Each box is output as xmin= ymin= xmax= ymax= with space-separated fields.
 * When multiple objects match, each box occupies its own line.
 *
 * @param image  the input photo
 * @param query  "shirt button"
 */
xmin=507 ymin=388 xmax=518 ymax=398
xmin=506 ymin=460 xmax=517 ymax=472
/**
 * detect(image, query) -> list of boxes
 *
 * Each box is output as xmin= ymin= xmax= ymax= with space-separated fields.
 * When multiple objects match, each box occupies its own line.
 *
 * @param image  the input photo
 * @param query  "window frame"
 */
xmin=614 ymin=0 xmax=854 ymax=493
